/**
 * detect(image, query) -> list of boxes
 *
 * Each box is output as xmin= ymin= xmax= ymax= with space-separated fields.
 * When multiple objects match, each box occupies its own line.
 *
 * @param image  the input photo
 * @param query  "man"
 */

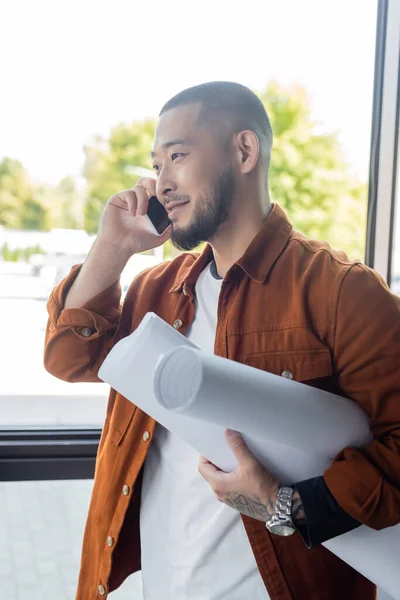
xmin=44 ymin=82 xmax=400 ymax=600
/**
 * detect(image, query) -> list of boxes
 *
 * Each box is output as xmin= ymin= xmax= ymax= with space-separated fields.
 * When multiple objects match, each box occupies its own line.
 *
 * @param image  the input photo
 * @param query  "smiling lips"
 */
xmin=166 ymin=200 xmax=190 ymax=215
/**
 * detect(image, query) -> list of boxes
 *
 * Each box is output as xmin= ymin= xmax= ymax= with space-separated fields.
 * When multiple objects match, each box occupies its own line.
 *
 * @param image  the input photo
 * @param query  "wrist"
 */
xmin=265 ymin=486 xmax=297 ymax=536
xmin=94 ymin=235 xmax=134 ymax=261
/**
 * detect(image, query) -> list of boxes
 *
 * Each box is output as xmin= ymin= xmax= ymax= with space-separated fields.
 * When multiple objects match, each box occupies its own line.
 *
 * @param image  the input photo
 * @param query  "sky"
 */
xmin=1 ymin=0 xmax=378 ymax=185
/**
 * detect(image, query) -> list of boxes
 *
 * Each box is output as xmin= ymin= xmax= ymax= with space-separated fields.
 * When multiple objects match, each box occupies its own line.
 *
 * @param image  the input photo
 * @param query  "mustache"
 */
xmin=164 ymin=194 xmax=191 ymax=207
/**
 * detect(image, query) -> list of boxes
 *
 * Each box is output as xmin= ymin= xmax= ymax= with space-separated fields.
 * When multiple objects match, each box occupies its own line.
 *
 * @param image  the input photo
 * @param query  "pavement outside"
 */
xmin=0 ymin=479 xmax=143 ymax=600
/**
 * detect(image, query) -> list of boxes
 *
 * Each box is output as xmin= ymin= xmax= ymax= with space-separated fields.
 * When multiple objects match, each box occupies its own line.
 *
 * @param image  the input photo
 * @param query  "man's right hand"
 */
xmin=98 ymin=177 xmax=172 ymax=257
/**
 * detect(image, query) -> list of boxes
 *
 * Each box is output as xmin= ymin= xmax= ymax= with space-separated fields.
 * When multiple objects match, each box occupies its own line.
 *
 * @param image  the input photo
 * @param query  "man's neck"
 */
xmin=210 ymin=203 xmax=272 ymax=279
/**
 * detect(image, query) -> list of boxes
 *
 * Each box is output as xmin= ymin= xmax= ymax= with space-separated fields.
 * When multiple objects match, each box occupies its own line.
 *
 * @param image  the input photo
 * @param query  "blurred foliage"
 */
xmin=1 ymin=82 xmax=367 ymax=261
xmin=1 ymin=242 xmax=45 ymax=262
xmin=0 ymin=158 xmax=49 ymax=230
xmin=36 ymin=176 xmax=82 ymax=230
xmin=261 ymin=81 xmax=367 ymax=259
xmin=0 ymin=158 xmax=81 ymax=232
xmin=83 ymin=119 xmax=156 ymax=233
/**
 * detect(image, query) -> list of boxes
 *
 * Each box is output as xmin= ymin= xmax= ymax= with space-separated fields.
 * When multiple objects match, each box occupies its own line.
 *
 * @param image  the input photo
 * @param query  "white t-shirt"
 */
xmin=140 ymin=262 xmax=269 ymax=600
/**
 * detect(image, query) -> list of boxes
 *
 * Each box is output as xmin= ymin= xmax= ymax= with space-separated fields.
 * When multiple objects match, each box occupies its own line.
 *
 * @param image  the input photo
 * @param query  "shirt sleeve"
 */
xmin=323 ymin=263 xmax=400 ymax=530
xmin=294 ymin=476 xmax=360 ymax=547
xmin=44 ymin=264 xmax=122 ymax=383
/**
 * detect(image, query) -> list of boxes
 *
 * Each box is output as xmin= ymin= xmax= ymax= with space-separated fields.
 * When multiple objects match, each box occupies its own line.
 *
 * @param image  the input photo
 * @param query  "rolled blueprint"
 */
xmin=99 ymin=314 xmax=346 ymax=483
xmin=153 ymin=344 xmax=399 ymax=600
xmin=99 ymin=312 xmax=400 ymax=598
xmin=154 ymin=346 xmax=371 ymax=456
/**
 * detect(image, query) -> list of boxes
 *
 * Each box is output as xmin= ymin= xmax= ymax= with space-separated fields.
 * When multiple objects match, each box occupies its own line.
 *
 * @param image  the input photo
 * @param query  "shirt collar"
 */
xmin=169 ymin=203 xmax=293 ymax=293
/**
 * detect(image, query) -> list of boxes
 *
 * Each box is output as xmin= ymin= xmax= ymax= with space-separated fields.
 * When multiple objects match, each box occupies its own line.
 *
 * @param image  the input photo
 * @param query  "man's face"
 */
xmin=151 ymin=103 xmax=235 ymax=251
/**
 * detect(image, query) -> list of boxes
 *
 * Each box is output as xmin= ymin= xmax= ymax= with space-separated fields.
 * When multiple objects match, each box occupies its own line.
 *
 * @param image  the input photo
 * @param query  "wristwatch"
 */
xmin=265 ymin=486 xmax=297 ymax=536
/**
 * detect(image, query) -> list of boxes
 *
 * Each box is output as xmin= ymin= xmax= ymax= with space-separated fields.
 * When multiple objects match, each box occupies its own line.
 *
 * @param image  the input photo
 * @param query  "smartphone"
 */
xmin=146 ymin=195 xmax=171 ymax=235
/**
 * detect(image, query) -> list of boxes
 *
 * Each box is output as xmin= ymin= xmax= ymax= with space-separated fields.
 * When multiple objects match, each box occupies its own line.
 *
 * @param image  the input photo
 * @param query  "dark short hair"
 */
xmin=160 ymin=81 xmax=273 ymax=169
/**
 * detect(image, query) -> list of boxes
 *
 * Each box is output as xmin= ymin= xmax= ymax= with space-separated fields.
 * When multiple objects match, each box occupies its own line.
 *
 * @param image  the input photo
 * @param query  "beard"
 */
xmin=171 ymin=164 xmax=235 ymax=252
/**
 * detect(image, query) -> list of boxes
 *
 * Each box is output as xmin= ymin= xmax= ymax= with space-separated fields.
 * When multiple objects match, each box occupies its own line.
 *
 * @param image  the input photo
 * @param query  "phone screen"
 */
xmin=147 ymin=196 xmax=171 ymax=234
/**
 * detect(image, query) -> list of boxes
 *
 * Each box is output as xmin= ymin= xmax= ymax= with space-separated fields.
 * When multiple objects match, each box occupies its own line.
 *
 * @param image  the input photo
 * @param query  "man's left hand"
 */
xmin=198 ymin=429 xmax=280 ymax=522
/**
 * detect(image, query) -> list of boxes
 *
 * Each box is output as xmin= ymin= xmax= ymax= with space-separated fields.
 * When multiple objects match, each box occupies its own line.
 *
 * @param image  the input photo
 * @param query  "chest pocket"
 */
xmin=244 ymin=349 xmax=333 ymax=385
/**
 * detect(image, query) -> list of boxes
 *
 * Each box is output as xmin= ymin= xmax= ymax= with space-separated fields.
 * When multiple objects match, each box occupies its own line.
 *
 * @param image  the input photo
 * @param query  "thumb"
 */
xmin=225 ymin=429 xmax=251 ymax=463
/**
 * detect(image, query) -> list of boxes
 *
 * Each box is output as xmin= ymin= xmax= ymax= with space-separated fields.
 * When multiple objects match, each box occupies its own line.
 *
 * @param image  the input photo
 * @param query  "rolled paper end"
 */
xmin=154 ymin=346 xmax=203 ymax=412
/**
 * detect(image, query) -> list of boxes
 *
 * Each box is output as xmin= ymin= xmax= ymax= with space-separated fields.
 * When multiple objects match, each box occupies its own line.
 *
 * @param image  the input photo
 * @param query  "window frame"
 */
xmin=1 ymin=0 xmax=397 ymax=482
xmin=366 ymin=0 xmax=400 ymax=285
xmin=0 ymin=429 xmax=99 ymax=481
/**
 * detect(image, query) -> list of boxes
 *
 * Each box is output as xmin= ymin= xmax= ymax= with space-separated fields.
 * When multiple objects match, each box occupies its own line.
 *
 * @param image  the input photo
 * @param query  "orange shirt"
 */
xmin=44 ymin=204 xmax=400 ymax=600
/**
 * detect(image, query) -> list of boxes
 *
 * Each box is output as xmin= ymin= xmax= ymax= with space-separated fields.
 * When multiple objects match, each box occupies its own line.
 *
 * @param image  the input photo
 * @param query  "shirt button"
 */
xmin=107 ymin=536 xmax=114 ymax=547
xmin=122 ymin=484 xmax=130 ymax=496
xmin=143 ymin=431 xmax=151 ymax=442
xmin=173 ymin=319 xmax=183 ymax=330
xmin=183 ymin=285 xmax=188 ymax=296
xmin=98 ymin=584 xmax=106 ymax=595
xmin=281 ymin=370 xmax=293 ymax=380
xmin=80 ymin=327 xmax=93 ymax=338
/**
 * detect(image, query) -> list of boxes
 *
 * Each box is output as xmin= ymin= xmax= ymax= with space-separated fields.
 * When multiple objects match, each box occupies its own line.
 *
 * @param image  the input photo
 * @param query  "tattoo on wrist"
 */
xmin=224 ymin=493 xmax=275 ymax=522
xmin=291 ymin=490 xmax=307 ymax=526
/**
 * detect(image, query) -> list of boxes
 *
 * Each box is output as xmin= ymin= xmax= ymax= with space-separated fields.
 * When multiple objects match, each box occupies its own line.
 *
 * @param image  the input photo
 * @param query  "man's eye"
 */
xmin=171 ymin=153 xmax=184 ymax=161
xmin=152 ymin=164 xmax=160 ymax=173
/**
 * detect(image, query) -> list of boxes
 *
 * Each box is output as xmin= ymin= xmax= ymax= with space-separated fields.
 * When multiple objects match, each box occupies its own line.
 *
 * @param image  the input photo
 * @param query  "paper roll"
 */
xmin=100 ymin=312 xmax=400 ymax=598
xmin=154 ymin=345 xmax=372 ymax=456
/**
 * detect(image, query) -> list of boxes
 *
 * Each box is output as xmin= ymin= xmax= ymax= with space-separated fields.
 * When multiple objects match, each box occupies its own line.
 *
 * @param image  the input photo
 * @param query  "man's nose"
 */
xmin=156 ymin=167 xmax=177 ymax=201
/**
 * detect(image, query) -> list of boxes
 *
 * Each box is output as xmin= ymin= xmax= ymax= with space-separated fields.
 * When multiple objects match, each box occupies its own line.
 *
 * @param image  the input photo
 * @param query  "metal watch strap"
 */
xmin=265 ymin=486 xmax=296 ymax=535
xmin=276 ymin=486 xmax=294 ymax=520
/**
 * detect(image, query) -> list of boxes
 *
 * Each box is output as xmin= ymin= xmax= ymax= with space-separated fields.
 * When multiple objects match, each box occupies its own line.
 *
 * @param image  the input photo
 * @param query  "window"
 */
xmin=366 ymin=0 xmax=400 ymax=288
xmin=2 ymin=1 xmax=395 ymax=599
xmin=1 ymin=0 xmax=378 ymax=431
xmin=392 ymin=155 xmax=400 ymax=295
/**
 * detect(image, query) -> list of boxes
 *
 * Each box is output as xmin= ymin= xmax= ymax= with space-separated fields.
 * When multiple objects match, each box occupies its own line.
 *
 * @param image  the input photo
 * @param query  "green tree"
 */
xmin=35 ymin=176 xmax=82 ymax=230
xmin=83 ymin=119 xmax=156 ymax=233
xmin=53 ymin=176 xmax=81 ymax=229
xmin=261 ymin=81 xmax=367 ymax=259
xmin=20 ymin=198 xmax=48 ymax=230
xmin=0 ymin=157 xmax=49 ymax=230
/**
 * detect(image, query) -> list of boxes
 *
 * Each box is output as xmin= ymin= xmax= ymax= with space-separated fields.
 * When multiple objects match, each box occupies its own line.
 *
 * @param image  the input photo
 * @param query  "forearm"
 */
xmin=65 ymin=236 xmax=132 ymax=309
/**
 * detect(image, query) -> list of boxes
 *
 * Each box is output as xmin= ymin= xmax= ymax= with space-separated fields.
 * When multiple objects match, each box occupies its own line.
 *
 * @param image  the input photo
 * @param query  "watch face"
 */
xmin=269 ymin=523 xmax=296 ymax=537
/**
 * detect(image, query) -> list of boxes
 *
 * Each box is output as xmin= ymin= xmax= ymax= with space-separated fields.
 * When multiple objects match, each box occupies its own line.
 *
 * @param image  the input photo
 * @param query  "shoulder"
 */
xmin=286 ymin=229 xmax=363 ymax=286
xmin=287 ymin=230 xmax=398 ymax=311
xmin=289 ymin=229 xmax=357 ymax=268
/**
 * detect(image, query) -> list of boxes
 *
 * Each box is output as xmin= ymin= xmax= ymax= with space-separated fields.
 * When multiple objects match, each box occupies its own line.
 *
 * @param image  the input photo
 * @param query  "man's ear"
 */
xmin=233 ymin=130 xmax=260 ymax=175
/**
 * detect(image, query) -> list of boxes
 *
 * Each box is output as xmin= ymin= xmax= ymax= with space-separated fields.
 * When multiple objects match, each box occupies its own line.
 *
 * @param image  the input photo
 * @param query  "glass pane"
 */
xmin=0 ymin=479 xmax=143 ymax=600
xmin=1 ymin=0 xmax=377 ymax=428
xmin=391 ymin=148 xmax=400 ymax=295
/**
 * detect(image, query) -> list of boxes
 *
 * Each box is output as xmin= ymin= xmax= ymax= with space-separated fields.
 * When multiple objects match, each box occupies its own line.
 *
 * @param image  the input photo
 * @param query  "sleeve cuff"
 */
xmin=294 ymin=476 xmax=361 ymax=548
xmin=47 ymin=264 xmax=121 ymax=330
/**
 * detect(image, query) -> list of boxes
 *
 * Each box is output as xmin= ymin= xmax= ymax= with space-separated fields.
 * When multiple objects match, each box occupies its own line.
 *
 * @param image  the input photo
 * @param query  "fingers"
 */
xmin=121 ymin=184 xmax=150 ymax=217
xmin=198 ymin=456 xmax=224 ymax=482
xmin=225 ymin=430 xmax=251 ymax=464
xmin=133 ymin=184 xmax=149 ymax=216
xmin=112 ymin=177 xmax=157 ymax=218
xmin=127 ymin=177 xmax=157 ymax=216
xmin=121 ymin=189 xmax=138 ymax=216
xmin=138 ymin=177 xmax=157 ymax=197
